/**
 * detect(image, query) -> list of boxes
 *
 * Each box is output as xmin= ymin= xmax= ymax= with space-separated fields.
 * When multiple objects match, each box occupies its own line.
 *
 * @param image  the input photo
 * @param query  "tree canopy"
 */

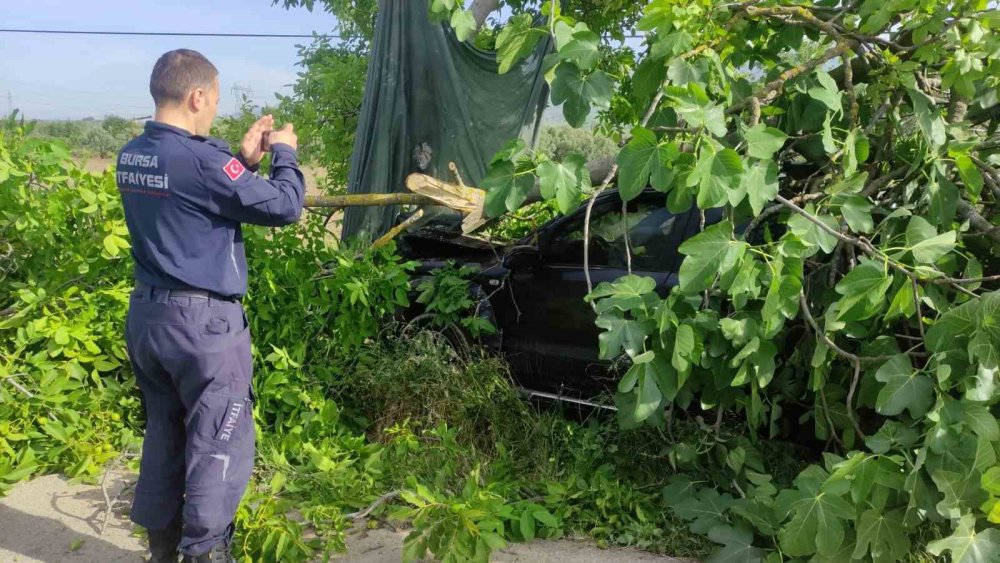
xmin=438 ymin=1 xmax=1000 ymax=561
xmin=283 ymin=0 xmax=1000 ymax=559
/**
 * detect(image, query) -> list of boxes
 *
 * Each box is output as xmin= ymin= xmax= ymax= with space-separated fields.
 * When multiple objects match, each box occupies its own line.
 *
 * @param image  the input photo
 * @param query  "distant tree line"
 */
xmin=30 ymin=116 xmax=144 ymax=158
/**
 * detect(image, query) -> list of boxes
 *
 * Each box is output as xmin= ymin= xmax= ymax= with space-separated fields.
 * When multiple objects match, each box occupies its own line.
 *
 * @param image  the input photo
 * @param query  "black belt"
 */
xmin=134 ymin=280 xmax=241 ymax=303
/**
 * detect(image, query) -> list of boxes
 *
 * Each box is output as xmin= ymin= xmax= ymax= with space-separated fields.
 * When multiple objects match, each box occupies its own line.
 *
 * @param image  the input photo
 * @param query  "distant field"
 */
xmin=84 ymin=157 xmax=329 ymax=196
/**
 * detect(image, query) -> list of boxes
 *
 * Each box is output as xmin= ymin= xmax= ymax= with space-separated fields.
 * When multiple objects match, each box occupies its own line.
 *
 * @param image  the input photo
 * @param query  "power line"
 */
xmin=0 ymin=28 xmax=339 ymax=39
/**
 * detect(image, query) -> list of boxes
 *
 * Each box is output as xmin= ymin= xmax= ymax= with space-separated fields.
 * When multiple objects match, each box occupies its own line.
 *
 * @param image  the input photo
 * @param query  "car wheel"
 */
xmin=402 ymin=313 xmax=472 ymax=362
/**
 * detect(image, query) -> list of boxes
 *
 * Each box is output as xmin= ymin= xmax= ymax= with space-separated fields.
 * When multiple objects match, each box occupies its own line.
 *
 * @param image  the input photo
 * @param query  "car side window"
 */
xmin=628 ymin=206 xmax=685 ymax=271
xmin=543 ymin=201 xmax=689 ymax=272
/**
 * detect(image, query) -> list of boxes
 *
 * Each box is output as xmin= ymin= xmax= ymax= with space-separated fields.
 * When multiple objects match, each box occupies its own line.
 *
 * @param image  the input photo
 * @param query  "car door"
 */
xmin=501 ymin=191 xmax=696 ymax=396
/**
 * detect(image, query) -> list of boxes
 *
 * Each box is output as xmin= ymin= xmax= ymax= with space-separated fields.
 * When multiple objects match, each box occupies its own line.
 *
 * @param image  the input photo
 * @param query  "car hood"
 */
xmin=398 ymin=228 xmax=508 ymax=264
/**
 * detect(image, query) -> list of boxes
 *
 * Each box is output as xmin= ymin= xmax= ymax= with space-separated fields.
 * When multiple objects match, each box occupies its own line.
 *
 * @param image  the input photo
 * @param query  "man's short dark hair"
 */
xmin=149 ymin=49 xmax=218 ymax=106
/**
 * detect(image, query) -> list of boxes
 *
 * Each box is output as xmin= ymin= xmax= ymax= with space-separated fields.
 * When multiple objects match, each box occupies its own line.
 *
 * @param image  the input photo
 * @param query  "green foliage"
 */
xmin=536 ymin=124 xmax=616 ymax=163
xmin=6 ymin=0 xmax=1000 ymax=560
xmin=273 ymin=0 xmax=377 ymax=49
xmin=485 ymin=198 xmax=563 ymax=241
xmin=425 ymin=0 xmax=479 ymax=44
xmin=328 ymin=332 xmax=713 ymax=561
xmin=482 ymin=157 xmax=536 ymax=217
xmin=687 ymin=144 xmax=743 ymax=209
xmin=616 ymin=127 xmax=678 ymax=201
xmin=873 ymin=355 xmax=933 ymax=418
xmin=442 ymin=0 xmax=1000 ymax=560
xmin=0 ymin=123 xmax=711 ymax=561
xmin=496 ymin=13 xmax=548 ymax=75
xmin=677 ymin=221 xmax=746 ymax=293
xmin=77 ymin=127 xmax=125 ymax=158
xmin=549 ymin=63 xmax=614 ymax=128
xmin=744 ymin=124 xmax=787 ymax=161
xmin=981 ymin=466 xmax=1000 ymax=523
xmin=927 ymin=514 xmax=1000 ymax=563
xmin=27 ymin=115 xmax=141 ymax=158
xmin=0 ymin=121 xmax=142 ymax=488
xmin=667 ymin=83 xmax=727 ymax=138
xmin=277 ymin=39 xmax=368 ymax=191
xmin=479 ymin=138 xmax=596 ymax=222
xmin=225 ymin=4 xmax=370 ymax=193
xmin=101 ymin=115 xmax=136 ymax=138
xmin=537 ymin=154 xmax=588 ymax=213
xmin=416 ymin=262 xmax=497 ymax=338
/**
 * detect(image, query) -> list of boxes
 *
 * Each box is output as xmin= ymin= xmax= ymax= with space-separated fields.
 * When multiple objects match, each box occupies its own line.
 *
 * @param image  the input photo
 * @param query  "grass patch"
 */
xmin=320 ymin=331 xmax=711 ymax=558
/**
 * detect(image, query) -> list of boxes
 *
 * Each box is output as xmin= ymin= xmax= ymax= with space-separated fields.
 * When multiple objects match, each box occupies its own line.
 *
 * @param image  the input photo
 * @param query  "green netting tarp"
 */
xmin=341 ymin=0 xmax=552 ymax=241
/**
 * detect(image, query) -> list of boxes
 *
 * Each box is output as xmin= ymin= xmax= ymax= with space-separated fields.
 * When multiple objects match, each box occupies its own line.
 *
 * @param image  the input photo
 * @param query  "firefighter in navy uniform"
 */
xmin=117 ymin=49 xmax=304 ymax=563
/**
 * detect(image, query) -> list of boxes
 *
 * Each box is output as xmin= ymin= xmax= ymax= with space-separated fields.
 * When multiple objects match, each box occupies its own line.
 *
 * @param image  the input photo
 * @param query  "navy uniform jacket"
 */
xmin=116 ymin=121 xmax=305 ymax=298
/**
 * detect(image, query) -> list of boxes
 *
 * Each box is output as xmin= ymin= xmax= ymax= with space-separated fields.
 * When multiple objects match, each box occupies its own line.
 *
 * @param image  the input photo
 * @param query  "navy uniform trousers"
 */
xmin=125 ymin=284 xmax=256 ymax=556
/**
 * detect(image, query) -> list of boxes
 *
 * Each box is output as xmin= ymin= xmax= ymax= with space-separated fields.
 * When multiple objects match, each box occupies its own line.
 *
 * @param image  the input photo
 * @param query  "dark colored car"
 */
xmin=398 ymin=188 xmax=721 ymax=401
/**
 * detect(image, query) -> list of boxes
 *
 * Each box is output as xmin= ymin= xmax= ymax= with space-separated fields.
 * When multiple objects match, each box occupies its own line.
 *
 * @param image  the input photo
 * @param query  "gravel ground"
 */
xmin=0 ymin=471 xmax=693 ymax=563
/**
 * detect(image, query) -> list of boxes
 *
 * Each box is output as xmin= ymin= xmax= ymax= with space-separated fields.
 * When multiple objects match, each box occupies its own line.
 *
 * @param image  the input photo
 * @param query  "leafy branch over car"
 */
xmin=423 ymin=0 xmax=1000 ymax=560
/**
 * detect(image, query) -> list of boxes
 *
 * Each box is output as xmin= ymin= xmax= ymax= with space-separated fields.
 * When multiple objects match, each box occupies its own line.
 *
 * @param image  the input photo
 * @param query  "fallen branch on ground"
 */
xmin=345 ymin=491 xmax=401 ymax=521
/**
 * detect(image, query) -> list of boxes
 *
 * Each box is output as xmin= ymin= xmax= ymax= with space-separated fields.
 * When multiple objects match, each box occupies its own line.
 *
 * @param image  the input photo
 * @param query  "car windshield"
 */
xmin=545 ymin=197 xmax=688 ymax=271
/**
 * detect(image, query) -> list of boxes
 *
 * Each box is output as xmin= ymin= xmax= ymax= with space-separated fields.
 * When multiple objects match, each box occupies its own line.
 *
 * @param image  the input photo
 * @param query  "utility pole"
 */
xmin=230 ymin=84 xmax=254 ymax=113
xmin=7 ymin=91 xmax=11 ymax=114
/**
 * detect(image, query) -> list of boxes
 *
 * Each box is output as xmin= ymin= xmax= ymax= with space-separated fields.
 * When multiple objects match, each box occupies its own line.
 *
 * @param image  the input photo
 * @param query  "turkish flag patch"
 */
xmin=222 ymin=157 xmax=246 ymax=181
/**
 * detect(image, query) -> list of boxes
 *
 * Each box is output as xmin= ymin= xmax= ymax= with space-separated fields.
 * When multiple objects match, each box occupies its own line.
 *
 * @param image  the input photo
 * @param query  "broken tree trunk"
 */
xmin=303 ymin=172 xmax=489 ymax=242
xmin=406 ymin=170 xmax=487 ymax=233
xmin=304 ymin=193 xmax=435 ymax=209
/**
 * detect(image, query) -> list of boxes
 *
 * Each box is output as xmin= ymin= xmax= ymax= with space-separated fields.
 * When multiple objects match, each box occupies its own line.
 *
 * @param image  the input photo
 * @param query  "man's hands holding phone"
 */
xmin=267 ymin=123 xmax=297 ymax=151
xmin=239 ymin=115 xmax=297 ymax=167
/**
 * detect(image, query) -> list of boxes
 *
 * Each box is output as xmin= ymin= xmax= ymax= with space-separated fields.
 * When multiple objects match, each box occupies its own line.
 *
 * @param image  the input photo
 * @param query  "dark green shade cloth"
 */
xmin=341 ymin=0 xmax=552 ymax=241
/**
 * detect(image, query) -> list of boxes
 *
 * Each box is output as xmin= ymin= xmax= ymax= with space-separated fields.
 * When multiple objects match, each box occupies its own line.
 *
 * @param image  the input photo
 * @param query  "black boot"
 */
xmin=181 ymin=542 xmax=235 ymax=563
xmin=182 ymin=524 xmax=236 ymax=563
xmin=146 ymin=511 xmax=182 ymax=563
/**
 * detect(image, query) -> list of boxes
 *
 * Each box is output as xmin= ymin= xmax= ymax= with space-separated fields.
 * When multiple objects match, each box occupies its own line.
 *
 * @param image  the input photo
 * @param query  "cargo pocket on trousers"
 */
xmin=202 ymin=317 xmax=231 ymax=336
xmin=188 ymin=392 xmax=252 ymax=454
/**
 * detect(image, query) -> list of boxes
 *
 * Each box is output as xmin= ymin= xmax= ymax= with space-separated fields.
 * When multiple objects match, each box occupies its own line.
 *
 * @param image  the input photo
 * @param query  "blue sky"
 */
xmin=0 ymin=0 xmax=341 ymax=120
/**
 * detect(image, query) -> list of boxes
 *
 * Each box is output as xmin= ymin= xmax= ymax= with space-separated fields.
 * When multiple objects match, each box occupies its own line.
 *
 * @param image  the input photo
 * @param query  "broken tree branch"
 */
xmin=471 ymin=0 xmax=500 ymax=30
xmin=969 ymin=154 xmax=1000 ymax=200
xmin=727 ymin=42 xmax=852 ymax=114
xmin=1 ymin=374 xmax=33 ymax=398
xmin=913 ymin=277 xmax=926 ymax=341
xmin=581 ymin=32 xmax=738 ymax=297
xmin=948 ymin=90 xmax=970 ymax=123
xmin=958 ymin=199 xmax=1000 ymax=244
xmin=778 ymin=194 xmax=982 ymax=298
xmin=799 ymin=292 xmax=864 ymax=440
xmin=842 ymin=52 xmax=859 ymax=128
xmin=818 ymin=387 xmax=848 ymax=450
xmin=304 ymin=193 xmax=434 ymax=209
xmin=746 ymin=193 xmax=825 ymax=236
xmin=862 ymin=165 xmax=909 ymax=197
xmin=100 ymin=451 xmax=128 ymax=536
xmin=928 ymin=274 xmax=1000 ymax=285
xmin=1 ymin=374 xmax=60 ymax=421
xmin=345 ymin=491 xmax=401 ymax=521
